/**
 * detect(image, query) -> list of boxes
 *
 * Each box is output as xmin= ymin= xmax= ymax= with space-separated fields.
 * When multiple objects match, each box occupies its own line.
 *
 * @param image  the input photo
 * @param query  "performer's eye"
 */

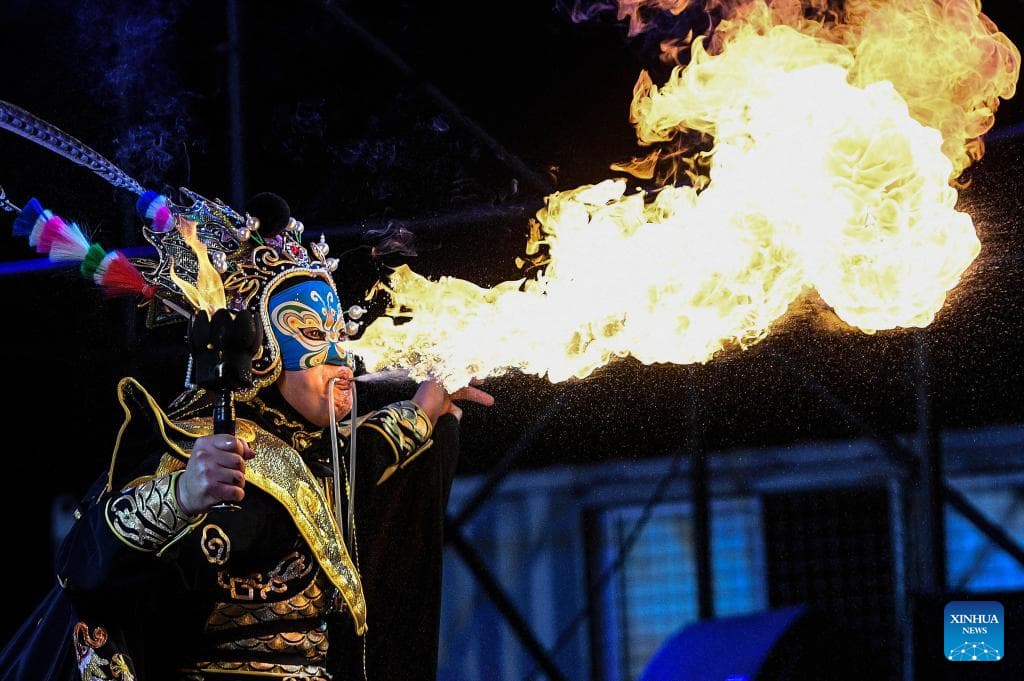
xmin=300 ymin=328 xmax=327 ymax=341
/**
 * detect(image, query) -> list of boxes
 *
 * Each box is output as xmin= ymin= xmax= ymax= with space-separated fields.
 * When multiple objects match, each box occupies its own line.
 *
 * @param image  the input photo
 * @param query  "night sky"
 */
xmin=1 ymin=0 xmax=1023 ymax=642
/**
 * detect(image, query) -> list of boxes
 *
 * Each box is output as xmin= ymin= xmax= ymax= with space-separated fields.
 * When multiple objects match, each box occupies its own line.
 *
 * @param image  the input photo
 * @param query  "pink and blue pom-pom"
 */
xmin=40 ymin=216 xmax=92 ymax=262
xmin=136 ymin=190 xmax=173 ymax=232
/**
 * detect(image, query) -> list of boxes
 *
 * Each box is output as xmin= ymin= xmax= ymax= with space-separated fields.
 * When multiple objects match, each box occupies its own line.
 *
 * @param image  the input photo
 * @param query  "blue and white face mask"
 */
xmin=268 ymin=279 xmax=355 ymax=370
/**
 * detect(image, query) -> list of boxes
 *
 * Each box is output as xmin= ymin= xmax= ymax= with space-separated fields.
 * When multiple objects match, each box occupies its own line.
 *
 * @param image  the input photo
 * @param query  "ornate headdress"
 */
xmin=137 ymin=189 xmax=366 ymax=397
xmin=1 ymin=100 xmax=366 ymax=398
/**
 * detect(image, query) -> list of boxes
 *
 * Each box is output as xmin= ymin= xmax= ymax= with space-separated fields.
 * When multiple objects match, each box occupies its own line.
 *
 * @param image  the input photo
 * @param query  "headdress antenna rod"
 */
xmin=0 ymin=100 xmax=145 ymax=195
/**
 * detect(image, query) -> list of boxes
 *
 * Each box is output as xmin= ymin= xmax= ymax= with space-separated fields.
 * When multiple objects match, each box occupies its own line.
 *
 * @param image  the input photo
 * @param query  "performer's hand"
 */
xmin=445 ymin=382 xmax=495 ymax=421
xmin=177 ymin=435 xmax=255 ymax=515
xmin=413 ymin=379 xmax=494 ymax=423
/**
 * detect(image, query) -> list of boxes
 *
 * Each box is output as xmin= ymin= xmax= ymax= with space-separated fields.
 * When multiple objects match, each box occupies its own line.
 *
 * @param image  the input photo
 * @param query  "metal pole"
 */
xmin=690 ymin=388 xmax=714 ymax=620
xmin=449 ymin=393 xmax=565 ymax=532
xmin=521 ymin=450 xmax=687 ymax=681
xmin=226 ymin=0 xmax=246 ymax=207
xmin=914 ymin=330 xmax=947 ymax=594
xmin=944 ymin=485 xmax=1024 ymax=566
xmin=315 ymin=0 xmax=554 ymax=195
xmin=953 ymin=490 xmax=1024 ymax=590
xmin=769 ymin=347 xmax=1024 ymax=568
xmin=447 ymin=524 xmax=570 ymax=681
xmin=316 ymin=200 xmax=543 ymax=240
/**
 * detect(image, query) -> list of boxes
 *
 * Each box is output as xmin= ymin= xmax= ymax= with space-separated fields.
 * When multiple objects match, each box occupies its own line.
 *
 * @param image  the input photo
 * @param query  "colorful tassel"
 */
xmin=95 ymin=250 xmax=153 ymax=298
xmin=35 ymin=215 xmax=68 ymax=253
xmin=10 ymin=196 xmax=158 ymax=300
xmin=25 ymin=208 xmax=53 ymax=248
xmin=135 ymin=190 xmax=163 ymax=217
xmin=79 ymin=243 xmax=107 ymax=279
xmin=14 ymin=199 xmax=92 ymax=261
xmin=152 ymin=204 xmax=173 ymax=231
xmin=11 ymin=198 xmax=44 ymax=237
xmin=136 ymin=190 xmax=173 ymax=232
xmin=41 ymin=217 xmax=92 ymax=262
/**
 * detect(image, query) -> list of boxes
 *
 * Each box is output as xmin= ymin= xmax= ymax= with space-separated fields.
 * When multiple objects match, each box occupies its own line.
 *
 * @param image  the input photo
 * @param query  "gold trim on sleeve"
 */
xmin=104 ymin=470 xmax=205 ymax=553
xmin=361 ymin=400 xmax=434 ymax=483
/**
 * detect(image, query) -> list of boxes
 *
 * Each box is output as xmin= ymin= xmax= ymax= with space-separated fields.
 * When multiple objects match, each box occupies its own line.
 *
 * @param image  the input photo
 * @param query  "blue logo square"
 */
xmin=944 ymin=601 xmax=1004 ymax=662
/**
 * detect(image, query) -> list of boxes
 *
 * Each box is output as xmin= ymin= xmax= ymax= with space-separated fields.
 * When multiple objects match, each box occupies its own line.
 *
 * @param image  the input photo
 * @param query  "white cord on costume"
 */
xmin=347 ymin=379 xmax=357 ymax=549
xmin=327 ymin=377 xmax=358 ymax=549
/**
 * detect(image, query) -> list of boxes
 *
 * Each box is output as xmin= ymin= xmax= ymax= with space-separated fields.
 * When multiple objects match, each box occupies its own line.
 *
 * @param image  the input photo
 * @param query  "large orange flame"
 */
xmin=349 ymin=0 xmax=1019 ymax=389
xmin=660 ymin=0 xmax=1020 ymax=179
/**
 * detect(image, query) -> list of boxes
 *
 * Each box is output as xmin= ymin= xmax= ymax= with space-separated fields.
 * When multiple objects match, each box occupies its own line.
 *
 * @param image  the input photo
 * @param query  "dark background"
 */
xmin=1 ymin=0 xmax=1022 ymax=645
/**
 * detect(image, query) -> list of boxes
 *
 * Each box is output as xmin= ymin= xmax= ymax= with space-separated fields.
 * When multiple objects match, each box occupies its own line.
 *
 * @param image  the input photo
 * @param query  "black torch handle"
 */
xmin=213 ymin=389 xmax=235 ymax=436
xmin=211 ymin=388 xmax=241 ymax=511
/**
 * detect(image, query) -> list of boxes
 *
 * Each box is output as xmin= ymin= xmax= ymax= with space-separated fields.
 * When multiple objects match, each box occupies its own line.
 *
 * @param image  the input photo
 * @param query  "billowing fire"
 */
xmin=170 ymin=217 xmax=227 ymax=316
xmin=349 ymin=0 xmax=1019 ymax=389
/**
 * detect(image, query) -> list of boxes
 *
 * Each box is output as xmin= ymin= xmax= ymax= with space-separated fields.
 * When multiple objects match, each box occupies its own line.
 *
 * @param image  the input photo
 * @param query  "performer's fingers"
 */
xmin=214 ymin=453 xmax=247 ymax=472
xmin=450 ymin=385 xmax=495 ymax=407
xmin=193 ymin=435 xmax=243 ymax=460
xmin=240 ymin=440 xmax=255 ymax=461
xmin=210 ymin=482 xmax=245 ymax=504
xmin=215 ymin=467 xmax=246 ymax=488
xmin=448 ymin=403 xmax=464 ymax=422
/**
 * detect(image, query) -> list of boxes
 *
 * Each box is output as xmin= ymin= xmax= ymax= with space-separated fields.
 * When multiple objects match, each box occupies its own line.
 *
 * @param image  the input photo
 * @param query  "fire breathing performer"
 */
xmin=0 ymin=101 xmax=492 ymax=681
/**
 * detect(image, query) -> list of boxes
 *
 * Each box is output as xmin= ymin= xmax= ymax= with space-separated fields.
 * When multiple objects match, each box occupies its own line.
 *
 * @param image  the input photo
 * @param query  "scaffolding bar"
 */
xmin=225 ymin=0 xmax=246 ymax=208
xmin=690 ymin=390 xmax=714 ymax=620
xmin=316 ymin=1 xmax=554 ymax=195
xmin=770 ymin=347 xmax=1024 ymax=570
xmin=449 ymin=393 xmax=566 ymax=532
xmin=447 ymin=524 xmax=570 ymax=681
xmin=914 ymin=331 xmax=947 ymax=593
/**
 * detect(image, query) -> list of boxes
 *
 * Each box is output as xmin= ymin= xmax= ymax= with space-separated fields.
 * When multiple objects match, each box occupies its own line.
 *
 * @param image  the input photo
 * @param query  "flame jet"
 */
xmin=350 ymin=0 xmax=1020 ymax=390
